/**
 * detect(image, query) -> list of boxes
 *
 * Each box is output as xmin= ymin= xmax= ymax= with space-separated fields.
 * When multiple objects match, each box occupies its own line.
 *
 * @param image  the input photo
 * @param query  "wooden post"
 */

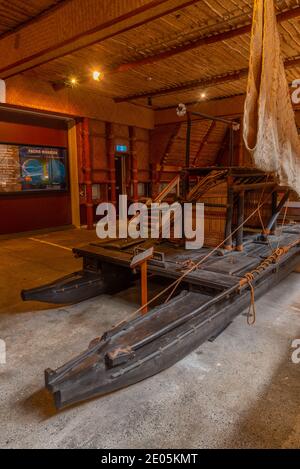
xmin=68 ymin=120 xmax=80 ymax=228
xmin=82 ymin=117 xmax=94 ymax=230
xmin=264 ymin=190 xmax=290 ymax=236
xmin=151 ymin=163 xmax=159 ymax=199
xmin=140 ymin=261 xmax=148 ymax=314
xmin=238 ymin=118 xmax=244 ymax=167
xmin=229 ymin=126 xmax=234 ymax=166
xmin=184 ymin=112 xmax=191 ymax=197
xmin=106 ymin=122 xmax=116 ymax=205
xmin=236 ymin=190 xmax=244 ymax=251
xmin=129 ymin=126 xmax=138 ymax=203
xmin=224 ymin=176 xmax=234 ymax=250
xmin=130 ymin=247 xmax=154 ymax=315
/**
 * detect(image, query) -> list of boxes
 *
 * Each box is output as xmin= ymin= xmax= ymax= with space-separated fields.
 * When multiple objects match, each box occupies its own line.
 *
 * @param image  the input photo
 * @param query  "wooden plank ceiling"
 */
xmin=0 ymin=0 xmax=63 ymax=36
xmin=1 ymin=0 xmax=299 ymax=168
xmin=0 ymin=0 xmax=300 ymax=108
xmin=1 ymin=0 xmax=300 ymax=109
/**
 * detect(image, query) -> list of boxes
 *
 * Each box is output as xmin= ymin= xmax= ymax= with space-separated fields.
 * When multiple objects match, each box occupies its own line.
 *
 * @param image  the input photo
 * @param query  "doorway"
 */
xmin=114 ymin=153 xmax=127 ymax=208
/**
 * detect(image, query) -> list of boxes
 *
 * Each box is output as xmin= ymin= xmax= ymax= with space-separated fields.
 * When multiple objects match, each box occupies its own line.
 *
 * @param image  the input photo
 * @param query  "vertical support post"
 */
xmin=129 ymin=126 xmax=138 ymax=203
xmin=264 ymin=190 xmax=290 ymax=236
xmin=229 ymin=126 xmax=234 ymax=166
xmin=68 ymin=120 xmax=80 ymax=228
xmin=236 ymin=190 xmax=245 ymax=251
xmin=141 ymin=261 xmax=148 ymax=314
xmin=82 ymin=117 xmax=93 ymax=230
xmin=184 ymin=112 xmax=191 ymax=197
xmin=106 ymin=122 xmax=116 ymax=205
xmin=151 ymin=163 xmax=159 ymax=199
xmin=238 ymin=118 xmax=244 ymax=167
xmin=224 ymin=176 xmax=234 ymax=250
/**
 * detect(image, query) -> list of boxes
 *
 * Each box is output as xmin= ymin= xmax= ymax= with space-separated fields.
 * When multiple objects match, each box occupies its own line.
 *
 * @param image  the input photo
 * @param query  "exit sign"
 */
xmin=115 ymin=144 xmax=128 ymax=153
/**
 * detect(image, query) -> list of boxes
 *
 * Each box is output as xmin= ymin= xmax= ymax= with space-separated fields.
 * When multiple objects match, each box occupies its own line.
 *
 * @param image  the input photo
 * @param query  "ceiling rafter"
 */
xmin=0 ymin=0 xmax=201 ymax=79
xmin=0 ymin=0 xmax=68 ymax=39
xmin=114 ymin=54 xmax=300 ymax=103
xmin=112 ymin=5 xmax=300 ymax=74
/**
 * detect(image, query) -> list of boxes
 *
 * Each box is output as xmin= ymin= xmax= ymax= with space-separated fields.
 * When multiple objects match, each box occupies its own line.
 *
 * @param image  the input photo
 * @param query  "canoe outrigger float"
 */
xmin=21 ymin=168 xmax=300 ymax=409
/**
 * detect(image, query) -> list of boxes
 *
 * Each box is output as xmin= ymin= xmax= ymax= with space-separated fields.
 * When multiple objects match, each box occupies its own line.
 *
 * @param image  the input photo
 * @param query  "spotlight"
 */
xmin=200 ymin=92 xmax=206 ymax=99
xmin=92 ymin=70 xmax=103 ymax=81
xmin=69 ymin=77 xmax=78 ymax=86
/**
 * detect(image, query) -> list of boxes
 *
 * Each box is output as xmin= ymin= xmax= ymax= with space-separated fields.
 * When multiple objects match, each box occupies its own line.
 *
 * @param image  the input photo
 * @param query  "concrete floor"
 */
xmin=1 ymin=228 xmax=300 ymax=448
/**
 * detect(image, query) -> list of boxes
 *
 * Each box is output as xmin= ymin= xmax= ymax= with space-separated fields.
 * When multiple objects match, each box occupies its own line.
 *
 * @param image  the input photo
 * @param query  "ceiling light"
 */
xmin=92 ymin=70 xmax=103 ymax=81
xmin=69 ymin=77 xmax=78 ymax=86
xmin=201 ymin=92 xmax=206 ymax=99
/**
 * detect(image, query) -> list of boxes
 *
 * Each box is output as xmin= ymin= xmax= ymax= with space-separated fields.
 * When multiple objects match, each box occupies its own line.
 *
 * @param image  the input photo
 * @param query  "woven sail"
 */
xmin=243 ymin=0 xmax=300 ymax=196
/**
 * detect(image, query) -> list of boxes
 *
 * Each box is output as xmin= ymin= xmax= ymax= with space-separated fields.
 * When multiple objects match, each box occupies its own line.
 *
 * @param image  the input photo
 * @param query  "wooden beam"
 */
xmin=114 ymin=69 xmax=248 ymax=102
xmin=238 ymin=118 xmax=244 ymax=166
xmin=161 ymin=122 xmax=181 ymax=165
xmin=0 ymin=0 xmax=74 ymax=41
xmin=68 ymin=120 xmax=81 ymax=228
xmin=113 ymin=6 xmax=300 ymax=73
xmin=236 ymin=191 xmax=244 ymax=251
xmin=0 ymin=0 xmax=200 ymax=79
xmin=232 ymin=182 xmax=277 ymax=192
xmin=115 ymin=55 xmax=300 ymax=103
xmin=129 ymin=126 xmax=138 ymax=202
xmin=224 ymin=178 xmax=234 ymax=251
xmin=155 ymin=94 xmax=246 ymax=125
xmin=106 ymin=122 xmax=117 ymax=205
xmin=82 ymin=117 xmax=94 ymax=230
xmin=193 ymin=121 xmax=216 ymax=167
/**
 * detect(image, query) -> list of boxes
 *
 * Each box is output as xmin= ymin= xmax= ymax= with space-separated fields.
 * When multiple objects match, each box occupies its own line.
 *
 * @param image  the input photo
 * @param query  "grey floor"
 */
xmin=0 ymin=228 xmax=300 ymax=448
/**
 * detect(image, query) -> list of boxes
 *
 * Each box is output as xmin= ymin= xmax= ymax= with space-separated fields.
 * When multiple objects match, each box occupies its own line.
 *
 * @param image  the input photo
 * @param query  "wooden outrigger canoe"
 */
xmin=41 ymin=225 xmax=300 ymax=408
xmin=21 ymin=164 xmax=300 ymax=409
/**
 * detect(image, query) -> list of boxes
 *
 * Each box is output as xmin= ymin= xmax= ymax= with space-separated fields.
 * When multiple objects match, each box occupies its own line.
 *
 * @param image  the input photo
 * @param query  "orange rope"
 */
xmin=239 ymin=238 xmax=300 ymax=325
xmin=243 ymin=273 xmax=256 ymax=325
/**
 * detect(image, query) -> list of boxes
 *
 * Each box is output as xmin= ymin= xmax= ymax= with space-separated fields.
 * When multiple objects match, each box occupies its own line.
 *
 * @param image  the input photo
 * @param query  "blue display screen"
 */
xmin=115 ymin=144 xmax=128 ymax=153
xmin=0 ymin=143 xmax=67 ymax=193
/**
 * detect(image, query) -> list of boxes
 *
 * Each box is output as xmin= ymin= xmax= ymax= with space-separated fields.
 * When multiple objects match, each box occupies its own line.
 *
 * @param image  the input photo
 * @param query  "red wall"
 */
xmin=0 ymin=112 xmax=71 ymax=234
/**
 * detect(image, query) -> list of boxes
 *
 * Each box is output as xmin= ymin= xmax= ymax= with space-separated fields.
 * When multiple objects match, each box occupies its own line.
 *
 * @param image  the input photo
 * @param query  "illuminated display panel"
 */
xmin=0 ymin=143 xmax=68 ymax=193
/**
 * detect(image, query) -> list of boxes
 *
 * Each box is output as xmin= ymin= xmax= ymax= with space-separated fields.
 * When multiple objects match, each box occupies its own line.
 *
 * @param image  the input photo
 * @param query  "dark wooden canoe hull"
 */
xmin=21 ymin=263 xmax=133 ymax=304
xmin=45 ymin=245 xmax=300 ymax=409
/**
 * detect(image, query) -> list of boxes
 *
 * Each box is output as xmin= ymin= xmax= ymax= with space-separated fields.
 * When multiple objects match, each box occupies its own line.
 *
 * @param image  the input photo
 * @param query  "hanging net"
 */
xmin=243 ymin=0 xmax=300 ymax=196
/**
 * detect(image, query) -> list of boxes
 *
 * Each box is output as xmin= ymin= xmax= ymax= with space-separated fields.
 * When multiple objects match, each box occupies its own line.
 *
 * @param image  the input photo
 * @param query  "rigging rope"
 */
xmin=243 ymin=273 xmax=256 ymax=325
xmin=239 ymin=239 xmax=300 ymax=325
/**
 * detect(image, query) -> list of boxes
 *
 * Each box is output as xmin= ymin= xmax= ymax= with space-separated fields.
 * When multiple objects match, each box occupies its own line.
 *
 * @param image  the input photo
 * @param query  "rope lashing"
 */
xmin=239 ymin=242 xmax=299 ymax=325
xmin=243 ymin=272 xmax=256 ymax=325
xmin=180 ymin=259 xmax=198 ymax=273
